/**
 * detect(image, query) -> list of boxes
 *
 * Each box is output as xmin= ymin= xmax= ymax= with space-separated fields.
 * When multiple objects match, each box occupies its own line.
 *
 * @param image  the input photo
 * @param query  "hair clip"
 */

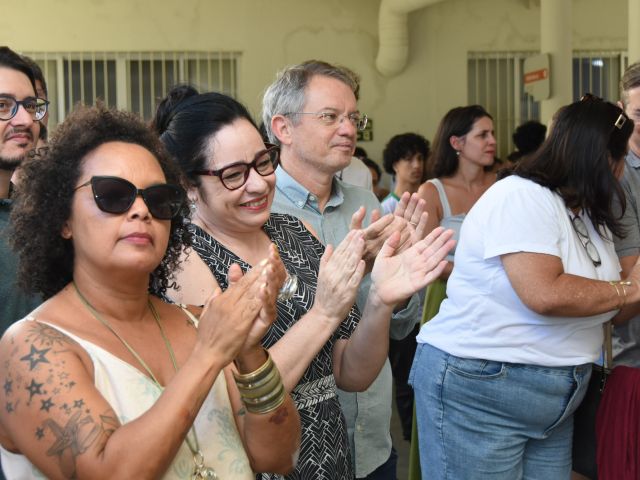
xmin=614 ymin=113 xmax=627 ymax=130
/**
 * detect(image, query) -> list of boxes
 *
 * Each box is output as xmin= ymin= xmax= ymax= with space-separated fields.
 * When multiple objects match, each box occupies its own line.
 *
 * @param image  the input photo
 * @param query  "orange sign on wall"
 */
xmin=523 ymin=54 xmax=550 ymax=101
xmin=524 ymin=68 xmax=549 ymax=84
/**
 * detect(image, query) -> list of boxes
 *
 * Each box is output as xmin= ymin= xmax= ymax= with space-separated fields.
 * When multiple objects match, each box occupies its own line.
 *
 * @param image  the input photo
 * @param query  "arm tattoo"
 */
xmin=45 ymin=410 xmax=101 ymax=478
xmin=44 ymin=409 xmax=119 ymax=478
xmin=26 ymin=323 xmax=69 ymax=348
xmin=19 ymin=345 xmax=51 ymax=371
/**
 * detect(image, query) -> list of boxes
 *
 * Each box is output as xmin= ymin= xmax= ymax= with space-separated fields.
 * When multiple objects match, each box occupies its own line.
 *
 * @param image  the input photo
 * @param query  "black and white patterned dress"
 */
xmin=189 ymin=213 xmax=360 ymax=480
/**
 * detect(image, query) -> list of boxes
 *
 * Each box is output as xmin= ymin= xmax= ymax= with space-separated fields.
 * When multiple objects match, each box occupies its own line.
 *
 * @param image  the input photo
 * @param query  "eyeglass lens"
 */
xmin=317 ymin=112 xmax=367 ymax=131
xmin=91 ymin=176 xmax=184 ymax=220
xmin=0 ymin=96 xmax=48 ymax=121
xmin=220 ymin=147 xmax=279 ymax=189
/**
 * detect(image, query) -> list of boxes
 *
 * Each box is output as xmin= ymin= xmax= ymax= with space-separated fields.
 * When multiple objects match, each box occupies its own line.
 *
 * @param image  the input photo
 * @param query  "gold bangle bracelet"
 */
xmin=237 ymin=370 xmax=281 ymax=400
xmin=244 ymin=383 xmax=286 ymax=414
xmin=609 ymin=280 xmax=632 ymax=309
xmin=235 ymin=365 xmax=278 ymax=391
xmin=237 ymin=364 xmax=286 ymax=414
xmin=233 ymin=349 xmax=273 ymax=384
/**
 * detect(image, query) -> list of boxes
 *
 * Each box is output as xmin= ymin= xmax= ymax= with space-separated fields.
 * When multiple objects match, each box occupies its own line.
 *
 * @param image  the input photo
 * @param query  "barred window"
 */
xmin=22 ymin=51 xmax=239 ymax=129
xmin=468 ymin=51 xmax=627 ymax=158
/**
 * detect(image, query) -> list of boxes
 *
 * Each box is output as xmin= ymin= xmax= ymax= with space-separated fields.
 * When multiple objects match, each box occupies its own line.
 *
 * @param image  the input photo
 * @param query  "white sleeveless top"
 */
xmin=1 ymin=317 xmax=254 ymax=480
xmin=428 ymin=178 xmax=465 ymax=262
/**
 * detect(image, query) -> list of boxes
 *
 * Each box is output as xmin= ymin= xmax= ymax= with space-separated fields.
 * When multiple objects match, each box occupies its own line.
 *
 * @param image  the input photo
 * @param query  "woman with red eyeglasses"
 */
xmin=0 ymin=105 xmax=301 ymax=479
xmin=153 ymin=85 xmax=454 ymax=480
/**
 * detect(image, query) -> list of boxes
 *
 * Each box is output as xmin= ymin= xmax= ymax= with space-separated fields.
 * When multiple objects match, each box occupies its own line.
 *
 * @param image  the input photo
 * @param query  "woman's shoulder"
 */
xmin=472 ymin=175 xmax=560 ymax=221
xmin=268 ymin=213 xmax=318 ymax=237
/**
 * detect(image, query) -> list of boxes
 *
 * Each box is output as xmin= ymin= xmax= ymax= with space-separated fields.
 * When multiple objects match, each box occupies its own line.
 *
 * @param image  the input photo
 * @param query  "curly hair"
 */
xmin=10 ymin=104 xmax=191 ymax=299
xmin=382 ymin=133 xmax=430 ymax=175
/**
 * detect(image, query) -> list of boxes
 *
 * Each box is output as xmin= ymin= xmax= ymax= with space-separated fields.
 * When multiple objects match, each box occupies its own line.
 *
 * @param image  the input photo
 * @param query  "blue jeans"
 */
xmin=409 ymin=343 xmax=591 ymax=480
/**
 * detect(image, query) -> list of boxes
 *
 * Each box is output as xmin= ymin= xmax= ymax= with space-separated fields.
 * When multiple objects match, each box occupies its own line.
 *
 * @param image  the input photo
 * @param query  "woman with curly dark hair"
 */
xmin=0 ymin=104 xmax=300 ymax=479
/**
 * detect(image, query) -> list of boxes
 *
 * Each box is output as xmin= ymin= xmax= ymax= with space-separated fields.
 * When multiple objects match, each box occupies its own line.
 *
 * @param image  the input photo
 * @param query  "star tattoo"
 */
xmin=19 ymin=345 xmax=51 ymax=371
xmin=3 ymin=378 xmax=12 ymax=395
xmin=41 ymin=397 xmax=55 ymax=412
xmin=25 ymin=379 xmax=44 ymax=402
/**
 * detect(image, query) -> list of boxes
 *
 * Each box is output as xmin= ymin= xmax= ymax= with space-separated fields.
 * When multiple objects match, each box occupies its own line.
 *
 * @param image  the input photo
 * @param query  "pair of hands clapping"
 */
xmin=312 ymin=192 xmax=455 ymax=328
xmin=350 ymin=192 xmax=430 ymax=271
xmin=194 ymin=244 xmax=286 ymax=368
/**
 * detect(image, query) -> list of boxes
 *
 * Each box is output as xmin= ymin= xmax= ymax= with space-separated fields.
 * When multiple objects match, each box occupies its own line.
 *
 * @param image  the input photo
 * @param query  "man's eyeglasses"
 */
xmin=191 ymin=144 xmax=280 ymax=191
xmin=570 ymin=214 xmax=602 ymax=267
xmin=74 ymin=176 xmax=185 ymax=220
xmin=580 ymin=93 xmax=627 ymax=130
xmin=0 ymin=95 xmax=49 ymax=122
xmin=284 ymin=111 xmax=368 ymax=131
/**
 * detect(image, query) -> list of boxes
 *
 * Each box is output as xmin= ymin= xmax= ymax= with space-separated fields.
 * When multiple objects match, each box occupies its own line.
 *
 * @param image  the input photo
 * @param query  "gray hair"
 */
xmin=621 ymin=62 xmax=640 ymax=105
xmin=261 ymin=60 xmax=360 ymax=145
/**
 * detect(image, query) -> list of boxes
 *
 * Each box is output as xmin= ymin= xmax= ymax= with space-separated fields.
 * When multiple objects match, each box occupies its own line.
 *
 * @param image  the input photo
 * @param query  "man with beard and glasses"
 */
xmin=0 ymin=46 xmax=46 ymax=337
xmin=21 ymin=54 xmax=49 ymax=147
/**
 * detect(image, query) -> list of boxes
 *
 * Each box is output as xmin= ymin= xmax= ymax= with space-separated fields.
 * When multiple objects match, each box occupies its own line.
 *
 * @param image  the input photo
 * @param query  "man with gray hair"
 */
xmin=263 ymin=59 xmax=422 ymax=479
xmin=613 ymin=61 xmax=640 ymax=367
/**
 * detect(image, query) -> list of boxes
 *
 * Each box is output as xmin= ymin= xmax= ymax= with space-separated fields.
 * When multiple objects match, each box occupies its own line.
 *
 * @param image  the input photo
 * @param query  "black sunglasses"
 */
xmin=191 ymin=144 xmax=280 ymax=191
xmin=75 ymin=176 xmax=185 ymax=220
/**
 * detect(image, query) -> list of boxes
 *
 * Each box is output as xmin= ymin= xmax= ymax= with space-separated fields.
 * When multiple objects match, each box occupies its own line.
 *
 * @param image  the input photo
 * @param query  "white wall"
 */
xmin=3 ymin=0 xmax=629 ymax=167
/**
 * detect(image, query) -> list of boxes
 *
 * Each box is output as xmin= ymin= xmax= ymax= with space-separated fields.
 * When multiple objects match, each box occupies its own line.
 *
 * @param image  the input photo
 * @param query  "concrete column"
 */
xmin=629 ymin=0 xmax=640 ymax=64
xmin=540 ymin=0 xmax=572 ymax=126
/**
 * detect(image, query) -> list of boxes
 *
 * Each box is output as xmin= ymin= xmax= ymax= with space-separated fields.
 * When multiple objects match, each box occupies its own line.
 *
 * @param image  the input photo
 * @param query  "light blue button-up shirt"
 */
xmin=272 ymin=167 xmax=420 ymax=477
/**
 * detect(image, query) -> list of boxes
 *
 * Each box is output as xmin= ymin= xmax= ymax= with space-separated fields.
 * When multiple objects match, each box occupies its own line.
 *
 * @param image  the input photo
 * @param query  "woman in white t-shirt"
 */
xmin=410 ymin=96 xmax=640 ymax=479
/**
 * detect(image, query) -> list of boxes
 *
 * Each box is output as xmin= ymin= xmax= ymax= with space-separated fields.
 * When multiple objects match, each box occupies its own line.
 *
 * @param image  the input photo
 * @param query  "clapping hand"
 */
xmin=313 ymin=229 xmax=366 ymax=326
xmin=350 ymin=193 xmax=428 ymax=271
xmin=369 ymin=226 xmax=455 ymax=306
xmin=196 ymin=244 xmax=285 ymax=365
xmin=393 ymin=192 xmax=429 ymax=245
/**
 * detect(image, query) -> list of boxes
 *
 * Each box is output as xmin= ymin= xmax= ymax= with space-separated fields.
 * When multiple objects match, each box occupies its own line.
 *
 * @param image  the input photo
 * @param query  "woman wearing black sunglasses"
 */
xmin=0 ymin=105 xmax=301 ymax=479
xmin=153 ymin=85 xmax=453 ymax=480
xmin=410 ymin=97 xmax=640 ymax=479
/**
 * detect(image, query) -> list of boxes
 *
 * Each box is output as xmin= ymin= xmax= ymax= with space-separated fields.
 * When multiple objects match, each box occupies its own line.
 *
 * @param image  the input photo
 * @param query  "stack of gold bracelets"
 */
xmin=233 ymin=350 xmax=286 ymax=414
xmin=609 ymin=280 xmax=632 ymax=310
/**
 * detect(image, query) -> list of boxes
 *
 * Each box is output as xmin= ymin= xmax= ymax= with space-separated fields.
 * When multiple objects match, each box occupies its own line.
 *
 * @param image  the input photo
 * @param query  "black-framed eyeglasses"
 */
xmin=191 ymin=144 xmax=280 ymax=191
xmin=580 ymin=93 xmax=627 ymax=130
xmin=74 ymin=176 xmax=185 ymax=220
xmin=26 ymin=147 xmax=49 ymax=159
xmin=284 ymin=111 xmax=368 ymax=131
xmin=0 ymin=95 xmax=49 ymax=122
xmin=570 ymin=214 xmax=602 ymax=267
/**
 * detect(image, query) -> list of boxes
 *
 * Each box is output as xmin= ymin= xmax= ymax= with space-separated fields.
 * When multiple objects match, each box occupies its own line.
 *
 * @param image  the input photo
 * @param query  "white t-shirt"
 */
xmin=417 ymin=175 xmax=621 ymax=367
xmin=336 ymin=157 xmax=373 ymax=190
